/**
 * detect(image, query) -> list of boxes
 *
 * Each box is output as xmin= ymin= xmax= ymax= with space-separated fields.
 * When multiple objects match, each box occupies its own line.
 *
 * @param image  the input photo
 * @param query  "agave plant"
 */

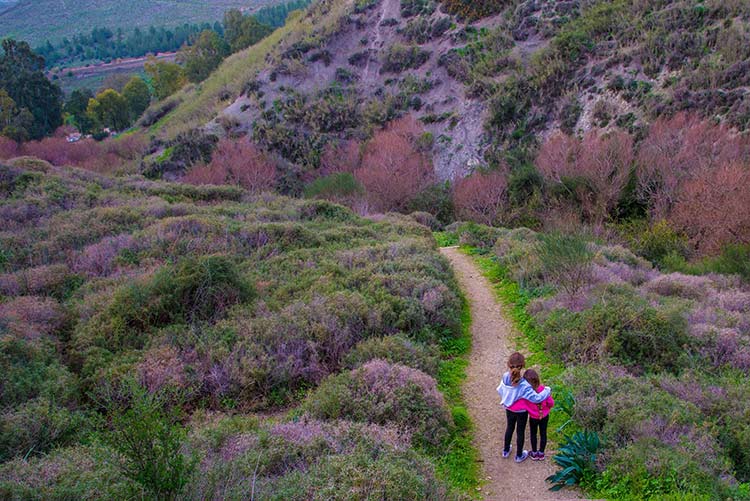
xmin=546 ymin=430 xmax=602 ymax=492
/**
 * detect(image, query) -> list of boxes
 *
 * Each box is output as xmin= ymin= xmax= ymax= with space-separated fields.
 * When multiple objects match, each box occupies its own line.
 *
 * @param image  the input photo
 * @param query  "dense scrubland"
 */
xmin=0 ymin=161 xmax=476 ymax=499
xmin=443 ymin=222 xmax=750 ymax=499
xmin=1 ymin=0 xmax=750 ymax=498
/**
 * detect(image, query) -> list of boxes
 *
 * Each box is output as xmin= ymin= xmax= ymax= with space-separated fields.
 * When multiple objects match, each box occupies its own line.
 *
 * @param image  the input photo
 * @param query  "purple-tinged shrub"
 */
xmin=644 ymin=273 xmax=714 ymax=300
xmin=72 ymin=234 xmax=139 ymax=277
xmin=221 ymin=292 xmax=378 ymax=406
xmin=302 ymin=359 xmax=452 ymax=447
xmin=0 ymin=296 xmax=65 ymax=341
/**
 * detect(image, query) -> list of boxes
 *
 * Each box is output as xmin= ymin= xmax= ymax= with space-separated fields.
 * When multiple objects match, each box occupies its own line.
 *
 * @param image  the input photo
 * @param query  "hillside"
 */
xmin=0 ymin=159 xmax=476 ymax=498
xmin=148 ymin=0 xmax=750 ymax=182
xmin=0 ymin=0 xmax=275 ymax=45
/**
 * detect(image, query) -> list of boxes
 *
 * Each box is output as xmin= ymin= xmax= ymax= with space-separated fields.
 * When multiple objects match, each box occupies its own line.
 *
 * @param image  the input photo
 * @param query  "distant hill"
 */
xmin=0 ymin=0 xmax=277 ymax=45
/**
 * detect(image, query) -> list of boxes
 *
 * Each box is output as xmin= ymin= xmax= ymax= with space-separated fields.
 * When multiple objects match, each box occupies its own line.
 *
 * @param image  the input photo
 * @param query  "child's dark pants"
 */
xmin=529 ymin=415 xmax=549 ymax=453
xmin=503 ymin=409 xmax=528 ymax=455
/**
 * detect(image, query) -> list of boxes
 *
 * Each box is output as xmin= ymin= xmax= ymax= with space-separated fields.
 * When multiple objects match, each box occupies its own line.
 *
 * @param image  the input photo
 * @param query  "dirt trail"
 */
xmin=440 ymin=247 xmax=579 ymax=501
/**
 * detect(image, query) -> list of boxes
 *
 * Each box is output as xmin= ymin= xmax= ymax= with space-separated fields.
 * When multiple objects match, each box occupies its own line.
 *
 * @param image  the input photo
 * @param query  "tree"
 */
xmin=65 ymin=88 xmax=96 ymax=133
xmin=223 ymin=9 xmax=273 ymax=52
xmin=0 ymin=39 xmax=63 ymax=139
xmin=122 ymin=76 xmax=151 ymax=120
xmin=636 ymin=113 xmax=750 ymax=219
xmin=670 ymin=163 xmax=750 ymax=254
xmin=453 ymin=168 xmax=510 ymax=225
xmin=87 ymin=89 xmax=131 ymax=131
xmin=355 ymin=116 xmax=434 ymax=212
xmin=183 ymin=138 xmax=276 ymax=193
xmin=178 ymin=30 xmax=229 ymax=83
xmin=144 ymin=57 xmax=187 ymax=100
xmin=536 ymin=130 xmax=633 ymax=225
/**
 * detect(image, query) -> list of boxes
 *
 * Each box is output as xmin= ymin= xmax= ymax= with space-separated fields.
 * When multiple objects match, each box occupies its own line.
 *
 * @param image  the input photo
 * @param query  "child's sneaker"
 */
xmin=530 ymin=451 xmax=540 ymax=461
xmin=502 ymin=446 xmax=511 ymax=459
xmin=536 ymin=452 xmax=545 ymax=461
xmin=514 ymin=451 xmax=529 ymax=463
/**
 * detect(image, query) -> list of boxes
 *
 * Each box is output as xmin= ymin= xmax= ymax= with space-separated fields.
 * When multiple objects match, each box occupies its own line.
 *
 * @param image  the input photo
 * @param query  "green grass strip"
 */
xmin=436 ymin=291 xmax=481 ymax=494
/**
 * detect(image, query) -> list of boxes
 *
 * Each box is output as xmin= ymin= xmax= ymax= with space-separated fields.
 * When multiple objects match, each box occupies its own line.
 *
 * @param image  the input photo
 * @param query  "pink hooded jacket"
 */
xmin=508 ymin=385 xmax=554 ymax=420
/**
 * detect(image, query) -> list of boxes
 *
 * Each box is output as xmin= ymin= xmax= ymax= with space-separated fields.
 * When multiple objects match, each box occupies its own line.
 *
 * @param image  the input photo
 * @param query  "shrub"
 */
xmin=407 ymin=182 xmax=454 ymax=226
xmin=453 ymin=222 xmax=503 ymax=251
xmin=618 ymin=219 xmax=691 ymax=267
xmin=452 ymin=168 xmax=510 ymax=226
xmin=303 ymin=172 xmax=364 ymax=205
xmin=0 ymin=445 xmax=131 ymax=498
xmin=0 ymin=338 xmax=77 ymax=408
xmin=537 ymin=232 xmax=594 ymax=296
xmin=85 ymin=255 xmax=254 ymax=352
xmin=344 ymin=335 xmax=440 ymax=376
xmin=183 ymin=139 xmax=277 ymax=194
xmin=187 ymin=418 xmax=452 ymax=500
xmin=380 ymin=44 xmax=431 ymax=74
xmin=544 ymin=286 xmax=691 ymax=372
xmin=0 ymin=399 xmax=87 ymax=462
xmin=100 ymin=381 xmax=194 ymax=500
xmin=302 ymin=360 xmax=452 ymax=447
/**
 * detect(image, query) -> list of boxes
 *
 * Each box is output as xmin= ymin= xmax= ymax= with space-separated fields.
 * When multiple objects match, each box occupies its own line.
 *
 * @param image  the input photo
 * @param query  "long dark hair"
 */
xmin=508 ymin=352 xmax=525 ymax=385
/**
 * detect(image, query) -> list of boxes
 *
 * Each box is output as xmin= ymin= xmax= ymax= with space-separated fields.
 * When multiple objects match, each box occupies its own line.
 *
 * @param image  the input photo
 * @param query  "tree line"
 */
xmin=35 ymin=0 xmax=311 ymax=70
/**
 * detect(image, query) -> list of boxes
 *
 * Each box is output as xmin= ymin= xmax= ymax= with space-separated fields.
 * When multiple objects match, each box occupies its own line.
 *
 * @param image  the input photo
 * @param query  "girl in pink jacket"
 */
xmin=508 ymin=369 xmax=554 ymax=461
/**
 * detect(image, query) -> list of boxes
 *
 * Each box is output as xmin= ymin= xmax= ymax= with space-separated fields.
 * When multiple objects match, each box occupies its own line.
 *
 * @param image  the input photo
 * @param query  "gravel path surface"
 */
xmin=440 ymin=247 xmax=580 ymax=501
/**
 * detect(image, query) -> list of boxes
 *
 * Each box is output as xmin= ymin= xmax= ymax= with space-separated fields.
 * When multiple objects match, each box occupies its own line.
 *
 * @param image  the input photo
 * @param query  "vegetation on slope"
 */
xmin=0 ymin=162 xmax=477 ymax=498
xmin=446 ymin=223 xmax=750 ymax=499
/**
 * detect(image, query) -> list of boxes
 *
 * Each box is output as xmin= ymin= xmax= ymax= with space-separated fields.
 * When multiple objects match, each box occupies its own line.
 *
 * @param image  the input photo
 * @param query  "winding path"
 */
xmin=440 ymin=247 xmax=579 ymax=501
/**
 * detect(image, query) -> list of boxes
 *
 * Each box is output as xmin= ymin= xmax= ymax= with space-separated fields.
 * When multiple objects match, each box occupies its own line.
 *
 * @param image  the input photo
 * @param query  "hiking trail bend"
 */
xmin=440 ymin=246 xmax=580 ymax=501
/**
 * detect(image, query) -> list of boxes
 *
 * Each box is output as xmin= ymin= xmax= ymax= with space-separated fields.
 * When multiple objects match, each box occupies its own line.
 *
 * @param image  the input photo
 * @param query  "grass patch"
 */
xmin=434 ymin=231 xmax=459 ymax=247
xmin=436 ymin=293 xmax=481 ymax=493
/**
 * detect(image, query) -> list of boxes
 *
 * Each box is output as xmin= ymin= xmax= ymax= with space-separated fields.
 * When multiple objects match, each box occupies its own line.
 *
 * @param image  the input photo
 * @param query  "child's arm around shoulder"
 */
xmin=521 ymin=380 xmax=551 ymax=403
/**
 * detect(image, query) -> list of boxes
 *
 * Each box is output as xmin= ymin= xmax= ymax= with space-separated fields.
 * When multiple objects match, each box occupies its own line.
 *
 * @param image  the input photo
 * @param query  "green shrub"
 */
xmin=0 ymin=399 xmax=88 ymax=462
xmin=619 ymin=219 xmax=691 ymax=268
xmin=0 ymin=338 xmax=78 ymax=408
xmin=452 ymin=222 xmax=503 ymax=251
xmin=344 ymin=335 xmax=440 ymax=375
xmin=0 ymin=445 xmax=131 ymax=499
xmin=544 ymin=285 xmax=690 ymax=372
xmin=100 ymin=382 xmax=194 ymax=500
xmin=303 ymin=172 xmax=363 ymax=200
xmin=380 ymin=44 xmax=431 ymax=74
xmin=408 ymin=182 xmax=454 ymax=226
xmin=547 ymin=430 xmax=601 ymax=491
xmin=88 ymin=255 xmax=254 ymax=352
xmin=537 ymin=232 xmax=594 ymax=295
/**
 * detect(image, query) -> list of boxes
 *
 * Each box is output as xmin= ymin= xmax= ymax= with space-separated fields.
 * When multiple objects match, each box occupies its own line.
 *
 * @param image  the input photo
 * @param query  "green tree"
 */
xmin=144 ymin=57 xmax=187 ymax=100
xmin=87 ymin=89 xmax=131 ymax=131
xmin=0 ymin=88 xmax=34 ymax=141
xmin=223 ymin=9 xmax=273 ymax=52
xmin=179 ymin=30 xmax=229 ymax=83
xmin=122 ymin=76 xmax=151 ymax=120
xmin=64 ymin=88 xmax=96 ymax=133
xmin=0 ymin=39 xmax=63 ymax=139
